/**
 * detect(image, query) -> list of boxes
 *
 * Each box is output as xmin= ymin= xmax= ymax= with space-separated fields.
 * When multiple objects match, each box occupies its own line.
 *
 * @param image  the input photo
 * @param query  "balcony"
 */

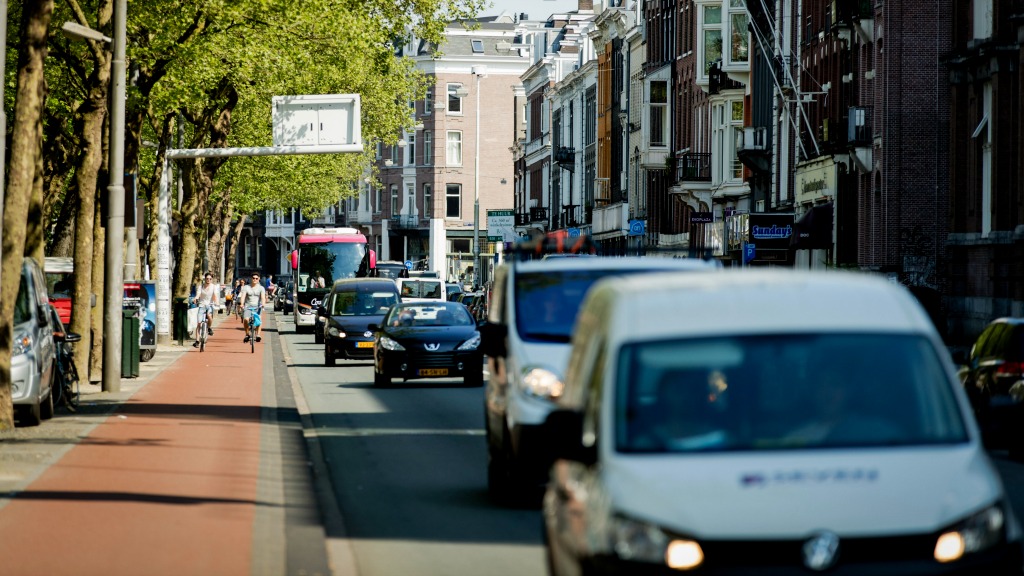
xmin=515 ymin=212 xmax=530 ymax=226
xmin=529 ymin=207 xmax=548 ymax=222
xmin=676 ymin=153 xmax=712 ymax=182
xmin=391 ymin=214 xmax=422 ymax=229
xmin=554 ymin=146 xmax=575 ymax=165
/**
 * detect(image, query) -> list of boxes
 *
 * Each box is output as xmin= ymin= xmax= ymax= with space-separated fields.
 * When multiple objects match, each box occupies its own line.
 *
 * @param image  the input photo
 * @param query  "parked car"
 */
xmin=12 ymin=258 xmax=57 ymax=426
xmin=446 ymin=283 xmax=463 ymax=302
xmin=542 ymin=269 xmax=1021 ymax=575
xmin=957 ymin=317 xmax=1024 ymax=456
xmin=371 ymin=301 xmax=483 ymax=387
xmin=318 ymin=278 xmax=400 ymax=366
xmin=457 ymin=292 xmax=486 ymax=322
xmin=480 ymin=252 xmax=719 ymax=503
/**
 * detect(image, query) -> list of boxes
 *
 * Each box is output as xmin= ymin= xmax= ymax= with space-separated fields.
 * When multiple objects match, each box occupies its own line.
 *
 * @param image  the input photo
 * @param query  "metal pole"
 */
xmin=472 ymin=70 xmax=481 ymax=289
xmin=0 ymin=0 xmax=7 ymax=290
xmin=157 ymin=155 xmax=171 ymax=343
xmin=102 ymin=0 xmax=127 ymax=392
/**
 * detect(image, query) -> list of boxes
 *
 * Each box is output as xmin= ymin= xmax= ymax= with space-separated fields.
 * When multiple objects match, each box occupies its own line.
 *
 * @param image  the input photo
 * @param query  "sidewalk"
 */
xmin=0 ymin=311 xmax=325 ymax=576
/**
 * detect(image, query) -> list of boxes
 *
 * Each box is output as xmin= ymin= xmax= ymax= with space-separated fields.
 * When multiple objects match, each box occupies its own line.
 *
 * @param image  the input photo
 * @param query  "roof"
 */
xmin=589 ymin=269 xmax=938 ymax=341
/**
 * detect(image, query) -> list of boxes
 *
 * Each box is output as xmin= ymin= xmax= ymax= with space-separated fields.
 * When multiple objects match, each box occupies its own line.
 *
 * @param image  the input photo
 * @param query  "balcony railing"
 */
xmin=736 ymin=127 xmax=769 ymax=153
xmin=529 ymin=207 xmax=548 ymax=222
xmin=391 ymin=214 xmax=421 ymax=229
xmin=847 ymin=106 xmax=872 ymax=146
xmin=676 ymin=152 xmax=712 ymax=182
xmin=515 ymin=212 xmax=530 ymax=226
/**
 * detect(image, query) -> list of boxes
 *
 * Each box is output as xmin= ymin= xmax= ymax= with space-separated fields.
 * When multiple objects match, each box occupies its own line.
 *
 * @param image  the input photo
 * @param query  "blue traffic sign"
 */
xmin=743 ymin=243 xmax=756 ymax=263
xmin=628 ymin=219 xmax=645 ymax=236
xmin=404 ymin=260 xmax=414 ymax=270
xmin=567 ymin=227 xmax=581 ymax=238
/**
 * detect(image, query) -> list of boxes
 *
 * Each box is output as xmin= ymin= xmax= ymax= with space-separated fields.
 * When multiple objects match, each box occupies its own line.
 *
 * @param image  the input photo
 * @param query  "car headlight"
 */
xmin=379 ymin=335 xmax=405 ymax=351
xmin=934 ymin=503 xmax=1006 ymax=563
xmin=609 ymin=514 xmax=704 ymax=571
xmin=328 ymin=327 xmax=345 ymax=338
xmin=520 ymin=367 xmax=564 ymax=400
xmin=12 ymin=333 xmax=32 ymax=356
xmin=457 ymin=333 xmax=481 ymax=351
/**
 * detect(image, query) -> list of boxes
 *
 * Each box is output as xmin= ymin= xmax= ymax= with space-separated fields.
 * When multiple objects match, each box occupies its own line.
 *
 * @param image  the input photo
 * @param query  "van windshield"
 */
xmin=14 ymin=273 xmax=32 ymax=325
xmin=615 ymin=333 xmax=968 ymax=453
xmin=514 ymin=269 xmax=644 ymax=343
xmin=400 ymin=280 xmax=442 ymax=299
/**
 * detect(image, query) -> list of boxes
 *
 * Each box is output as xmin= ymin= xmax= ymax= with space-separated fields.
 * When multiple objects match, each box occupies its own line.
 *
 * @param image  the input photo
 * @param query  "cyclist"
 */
xmin=233 ymin=279 xmax=244 ymax=320
xmin=193 ymin=272 xmax=220 ymax=347
xmin=240 ymin=272 xmax=267 ymax=343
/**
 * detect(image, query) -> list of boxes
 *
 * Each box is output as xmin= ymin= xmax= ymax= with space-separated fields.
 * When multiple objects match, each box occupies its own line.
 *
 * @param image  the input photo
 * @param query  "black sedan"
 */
xmin=371 ymin=302 xmax=483 ymax=387
xmin=319 ymin=278 xmax=400 ymax=366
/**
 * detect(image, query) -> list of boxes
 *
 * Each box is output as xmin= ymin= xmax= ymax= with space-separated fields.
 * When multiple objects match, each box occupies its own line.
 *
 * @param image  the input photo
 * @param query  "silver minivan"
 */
xmin=11 ymin=258 xmax=57 ymax=426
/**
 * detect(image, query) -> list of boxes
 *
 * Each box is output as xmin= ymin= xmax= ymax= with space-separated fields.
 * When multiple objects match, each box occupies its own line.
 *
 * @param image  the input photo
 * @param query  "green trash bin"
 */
xmin=122 ymin=309 xmax=140 ymax=378
xmin=173 ymin=297 xmax=190 ymax=344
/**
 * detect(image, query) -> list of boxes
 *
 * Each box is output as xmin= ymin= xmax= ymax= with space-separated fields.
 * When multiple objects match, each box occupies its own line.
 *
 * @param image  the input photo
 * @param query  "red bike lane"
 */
xmin=0 ymin=320 xmax=266 ymax=576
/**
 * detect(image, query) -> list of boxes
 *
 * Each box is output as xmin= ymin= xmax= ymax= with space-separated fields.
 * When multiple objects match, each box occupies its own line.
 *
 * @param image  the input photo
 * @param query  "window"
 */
xmin=446 ymin=131 xmax=463 ymax=166
xmin=650 ymin=81 xmax=668 ymax=147
xmin=375 ymin=142 xmax=382 ymax=159
xmin=284 ymin=209 xmax=292 ymax=224
xmin=424 ymin=131 xmax=433 ymax=166
xmin=423 ymin=183 xmax=432 ymax=218
xmin=407 ymin=133 xmax=415 ymax=166
xmin=446 ymin=184 xmax=461 ymax=219
xmin=471 ymin=39 xmax=484 ymax=53
xmin=697 ymin=1 xmax=749 ymax=82
xmin=391 ymin=142 xmax=400 ymax=164
xmin=406 ymin=183 xmax=415 ymax=214
xmin=390 ymin=185 xmax=398 ymax=216
xmin=712 ymin=98 xmax=744 ymax=183
xmin=424 ymin=91 xmax=433 ymax=115
xmin=447 ymin=83 xmax=464 ymax=114
xmin=374 ymin=186 xmax=382 ymax=214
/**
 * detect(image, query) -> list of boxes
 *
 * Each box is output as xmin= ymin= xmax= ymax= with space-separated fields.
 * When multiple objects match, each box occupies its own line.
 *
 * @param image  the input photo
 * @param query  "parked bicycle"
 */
xmin=53 ymin=329 xmax=82 ymax=412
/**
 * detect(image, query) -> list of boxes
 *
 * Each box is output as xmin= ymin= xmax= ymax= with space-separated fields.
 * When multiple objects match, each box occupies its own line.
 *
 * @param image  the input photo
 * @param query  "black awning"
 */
xmin=790 ymin=203 xmax=834 ymax=249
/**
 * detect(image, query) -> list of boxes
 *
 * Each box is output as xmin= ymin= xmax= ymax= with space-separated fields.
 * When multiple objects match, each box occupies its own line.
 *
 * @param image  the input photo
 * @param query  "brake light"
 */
xmin=996 ymin=361 xmax=1024 ymax=376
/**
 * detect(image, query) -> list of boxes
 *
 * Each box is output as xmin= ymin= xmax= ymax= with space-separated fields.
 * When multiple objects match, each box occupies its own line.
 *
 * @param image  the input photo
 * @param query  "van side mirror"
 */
xmin=543 ymin=410 xmax=597 ymax=466
xmin=478 ymin=322 xmax=507 ymax=357
xmin=317 ymin=306 xmax=328 ymax=317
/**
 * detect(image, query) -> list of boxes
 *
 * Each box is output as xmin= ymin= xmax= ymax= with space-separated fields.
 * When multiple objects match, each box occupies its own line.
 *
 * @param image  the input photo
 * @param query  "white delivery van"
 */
xmin=396 ymin=277 xmax=446 ymax=303
xmin=479 ymin=250 xmax=718 ymax=504
xmin=542 ymin=269 xmax=1022 ymax=575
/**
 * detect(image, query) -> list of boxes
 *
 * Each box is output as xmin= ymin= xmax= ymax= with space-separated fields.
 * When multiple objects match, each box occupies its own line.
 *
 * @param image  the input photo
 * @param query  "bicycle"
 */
xmin=245 ymin=305 xmax=262 ymax=354
xmin=196 ymin=306 xmax=210 ymax=352
xmin=52 ymin=330 xmax=82 ymax=412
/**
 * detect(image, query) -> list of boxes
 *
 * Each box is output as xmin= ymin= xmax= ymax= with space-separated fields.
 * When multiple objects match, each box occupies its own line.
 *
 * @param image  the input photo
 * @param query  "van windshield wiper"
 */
xmin=523 ymin=332 xmax=571 ymax=343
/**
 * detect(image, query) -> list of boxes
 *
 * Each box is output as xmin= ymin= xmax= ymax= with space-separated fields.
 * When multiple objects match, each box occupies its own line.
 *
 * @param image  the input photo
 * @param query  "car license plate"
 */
xmin=356 ymin=341 xmax=374 ymax=348
xmin=418 ymin=368 xmax=448 ymax=376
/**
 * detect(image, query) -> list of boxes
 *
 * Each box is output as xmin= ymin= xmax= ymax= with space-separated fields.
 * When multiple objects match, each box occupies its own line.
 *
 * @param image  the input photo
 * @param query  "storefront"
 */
xmin=792 ymin=157 xmax=837 ymax=268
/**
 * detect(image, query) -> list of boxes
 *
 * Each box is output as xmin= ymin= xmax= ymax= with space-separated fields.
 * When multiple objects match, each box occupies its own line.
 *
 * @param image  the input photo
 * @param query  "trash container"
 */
xmin=122 ymin=309 xmax=140 ymax=378
xmin=173 ymin=297 xmax=190 ymax=344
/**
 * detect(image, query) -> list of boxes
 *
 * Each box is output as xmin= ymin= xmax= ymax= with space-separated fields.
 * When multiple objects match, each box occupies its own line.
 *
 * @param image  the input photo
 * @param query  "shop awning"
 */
xmin=790 ymin=203 xmax=834 ymax=250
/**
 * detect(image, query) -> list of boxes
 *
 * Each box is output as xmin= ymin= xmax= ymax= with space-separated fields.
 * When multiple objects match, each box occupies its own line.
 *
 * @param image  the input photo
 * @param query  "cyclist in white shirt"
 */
xmin=193 ymin=273 xmax=220 ymax=347
xmin=239 ymin=272 xmax=267 ymax=343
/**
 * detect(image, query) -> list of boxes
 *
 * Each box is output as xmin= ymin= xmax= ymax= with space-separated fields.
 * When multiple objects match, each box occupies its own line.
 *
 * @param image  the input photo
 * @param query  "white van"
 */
xmin=479 ymin=254 xmax=719 ymax=503
xmin=543 ymin=270 xmax=1022 ymax=574
xmin=396 ymin=277 xmax=445 ymax=302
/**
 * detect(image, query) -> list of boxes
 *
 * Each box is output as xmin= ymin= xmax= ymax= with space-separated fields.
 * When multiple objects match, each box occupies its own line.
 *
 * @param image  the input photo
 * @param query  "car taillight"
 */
xmin=996 ymin=361 xmax=1024 ymax=376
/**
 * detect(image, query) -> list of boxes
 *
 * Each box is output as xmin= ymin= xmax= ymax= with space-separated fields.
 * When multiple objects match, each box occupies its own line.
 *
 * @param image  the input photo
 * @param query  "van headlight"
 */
xmin=934 ymin=503 xmax=1006 ymax=563
xmin=12 ymin=333 xmax=32 ymax=356
xmin=520 ymin=367 xmax=564 ymax=400
xmin=457 ymin=333 xmax=481 ymax=351
xmin=609 ymin=514 xmax=704 ymax=570
xmin=379 ymin=335 xmax=405 ymax=351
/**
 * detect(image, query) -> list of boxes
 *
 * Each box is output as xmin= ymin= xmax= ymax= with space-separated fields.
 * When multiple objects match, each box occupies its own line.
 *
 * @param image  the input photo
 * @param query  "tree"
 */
xmin=0 ymin=0 xmax=54 ymax=430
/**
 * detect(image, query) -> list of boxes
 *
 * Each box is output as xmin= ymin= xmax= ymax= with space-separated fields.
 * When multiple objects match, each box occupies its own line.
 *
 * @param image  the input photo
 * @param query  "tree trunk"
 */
xmin=25 ymin=116 xmax=46 ymax=266
xmin=0 ymin=0 xmax=54 ymax=430
xmin=206 ymin=192 xmax=226 ymax=282
xmin=225 ymin=214 xmax=247 ymax=284
xmin=48 ymin=199 xmax=77 ymax=258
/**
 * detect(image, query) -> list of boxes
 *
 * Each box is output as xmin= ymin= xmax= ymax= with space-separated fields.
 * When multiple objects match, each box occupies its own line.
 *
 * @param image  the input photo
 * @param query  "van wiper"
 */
xmin=524 ymin=332 xmax=572 ymax=343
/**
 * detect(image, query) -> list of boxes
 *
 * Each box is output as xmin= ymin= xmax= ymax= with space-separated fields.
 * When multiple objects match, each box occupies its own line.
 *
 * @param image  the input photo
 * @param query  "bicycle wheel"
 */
xmin=250 ymin=325 xmax=255 ymax=353
xmin=199 ymin=321 xmax=207 ymax=352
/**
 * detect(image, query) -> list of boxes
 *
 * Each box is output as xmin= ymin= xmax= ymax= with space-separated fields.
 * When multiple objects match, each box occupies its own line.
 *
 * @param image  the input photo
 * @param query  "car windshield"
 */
xmin=385 ymin=303 xmax=474 ymax=327
xmin=330 ymin=290 xmax=397 ymax=316
xmin=514 ymin=269 xmax=649 ymax=343
xmin=615 ymin=333 xmax=968 ymax=453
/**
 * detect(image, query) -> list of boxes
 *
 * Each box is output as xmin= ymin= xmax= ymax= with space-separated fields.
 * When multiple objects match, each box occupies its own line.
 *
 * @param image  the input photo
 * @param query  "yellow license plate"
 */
xmin=356 ymin=341 xmax=374 ymax=348
xmin=418 ymin=368 xmax=449 ymax=376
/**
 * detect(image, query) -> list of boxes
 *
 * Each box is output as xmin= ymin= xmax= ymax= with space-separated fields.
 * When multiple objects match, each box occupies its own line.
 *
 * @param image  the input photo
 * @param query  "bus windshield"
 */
xmin=298 ymin=242 xmax=367 ymax=293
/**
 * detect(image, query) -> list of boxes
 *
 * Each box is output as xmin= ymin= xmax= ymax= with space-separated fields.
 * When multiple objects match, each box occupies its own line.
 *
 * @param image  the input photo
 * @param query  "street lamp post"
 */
xmin=472 ymin=66 xmax=486 ymax=288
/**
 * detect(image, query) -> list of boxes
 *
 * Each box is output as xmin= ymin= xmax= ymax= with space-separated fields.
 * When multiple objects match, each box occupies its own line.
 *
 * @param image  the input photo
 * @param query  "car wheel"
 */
xmin=40 ymin=377 xmax=54 ymax=420
xmin=464 ymin=368 xmax=484 ymax=388
xmin=325 ymin=347 xmax=336 ymax=367
xmin=19 ymin=401 xmax=42 ymax=427
xmin=374 ymin=369 xmax=390 ymax=387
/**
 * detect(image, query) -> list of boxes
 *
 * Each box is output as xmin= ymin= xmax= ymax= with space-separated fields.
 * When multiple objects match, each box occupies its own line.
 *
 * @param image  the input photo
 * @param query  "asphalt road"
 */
xmin=277 ymin=311 xmax=546 ymax=576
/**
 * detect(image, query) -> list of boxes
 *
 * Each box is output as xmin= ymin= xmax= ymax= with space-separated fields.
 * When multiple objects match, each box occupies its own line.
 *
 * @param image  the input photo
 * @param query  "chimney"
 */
xmin=578 ymin=0 xmax=594 ymax=10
